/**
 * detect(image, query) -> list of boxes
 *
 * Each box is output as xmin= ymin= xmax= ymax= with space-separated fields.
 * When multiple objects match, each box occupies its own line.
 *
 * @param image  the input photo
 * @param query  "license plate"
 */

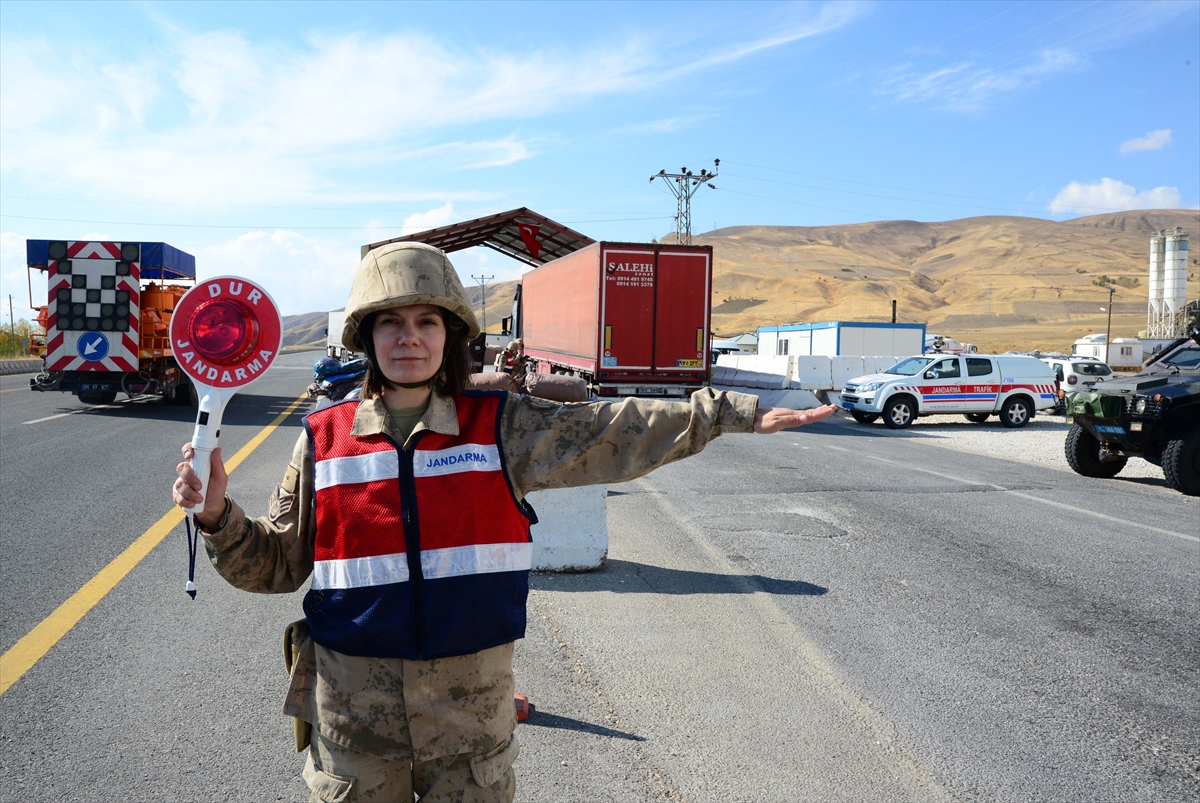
xmin=636 ymin=387 xmax=666 ymax=395
xmin=1094 ymin=424 xmax=1125 ymax=435
xmin=841 ymin=400 xmax=854 ymax=410
xmin=676 ymin=359 xmax=702 ymax=368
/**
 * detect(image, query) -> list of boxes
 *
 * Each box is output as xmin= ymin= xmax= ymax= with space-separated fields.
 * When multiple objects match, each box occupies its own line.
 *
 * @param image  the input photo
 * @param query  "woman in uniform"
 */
xmin=173 ymin=242 xmax=835 ymax=802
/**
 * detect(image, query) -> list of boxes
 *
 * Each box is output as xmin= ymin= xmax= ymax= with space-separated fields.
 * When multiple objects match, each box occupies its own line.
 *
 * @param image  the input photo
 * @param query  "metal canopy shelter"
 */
xmin=361 ymin=207 xmax=595 ymax=267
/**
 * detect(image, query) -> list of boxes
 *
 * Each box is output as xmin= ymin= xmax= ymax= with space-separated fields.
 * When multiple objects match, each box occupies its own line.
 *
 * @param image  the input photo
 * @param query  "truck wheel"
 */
xmin=1161 ymin=432 xmax=1200 ymax=496
xmin=1064 ymin=423 xmax=1126 ymax=478
xmin=883 ymin=396 xmax=915 ymax=429
xmin=78 ymin=391 xmax=117 ymax=405
xmin=851 ymin=411 xmax=879 ymax=424
xmin=1000 ymin=396 xmax=1032 ymax=428
xmin=964 ymin=413 xmax=990 ymax=423
xmin=170 ymin=379 xmax=198 ymax=406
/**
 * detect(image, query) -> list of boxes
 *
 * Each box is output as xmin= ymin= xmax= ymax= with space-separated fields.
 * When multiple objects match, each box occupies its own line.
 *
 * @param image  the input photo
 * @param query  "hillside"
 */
xmin=283 ymin=209 xmax=1198 ymax=354
xmin=282 ymin=281 xmax=521 ymax=349
xmin=694 ymin=209 xmax=1198 ymax=352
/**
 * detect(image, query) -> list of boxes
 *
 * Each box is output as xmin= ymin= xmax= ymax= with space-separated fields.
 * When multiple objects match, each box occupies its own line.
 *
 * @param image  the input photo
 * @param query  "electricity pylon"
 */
xmin=650 ymin=159 xmax=719 ymax=245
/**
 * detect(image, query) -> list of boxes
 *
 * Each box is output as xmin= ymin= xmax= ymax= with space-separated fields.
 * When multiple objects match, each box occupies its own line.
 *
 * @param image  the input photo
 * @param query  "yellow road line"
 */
xmin=0 ymin=393 xmax=308 ymax=696
xmin=1 ymin=387 xmax=29 ymax=393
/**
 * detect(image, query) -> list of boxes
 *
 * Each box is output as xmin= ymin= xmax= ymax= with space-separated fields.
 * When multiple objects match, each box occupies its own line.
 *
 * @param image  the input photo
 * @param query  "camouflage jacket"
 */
xmin=201 ymin=389 xmax=757 ymax=761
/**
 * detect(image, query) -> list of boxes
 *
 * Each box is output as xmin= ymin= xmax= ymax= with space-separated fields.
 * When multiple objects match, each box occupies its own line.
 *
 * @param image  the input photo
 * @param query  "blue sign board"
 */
xmin=77 ymin=332 xmax=110 ymax=362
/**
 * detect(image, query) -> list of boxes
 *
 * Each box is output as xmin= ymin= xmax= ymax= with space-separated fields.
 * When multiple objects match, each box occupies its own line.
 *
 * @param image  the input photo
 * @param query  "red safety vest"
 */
xmin=302 ymin=391 xmax=536 ymax=660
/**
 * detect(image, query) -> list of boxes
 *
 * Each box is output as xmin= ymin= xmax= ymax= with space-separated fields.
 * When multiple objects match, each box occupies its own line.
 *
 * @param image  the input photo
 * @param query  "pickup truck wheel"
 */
xmin=1161 ymin=432 xmax=1200 ymax=496
xmin=78 ymin=391 xmax=117 ymax=405
xmin=1000 ymin=396 xmax=1032 ymax=428
xmin=883 ymin=396 xmax=915 ymax=429
xmin=851 ymin=411 xmax=879 ymax=424
xmin=1064 ymin=423 xmax=1126 ymax=478
xmin=964 ymin=413 xmax=990 ymax=423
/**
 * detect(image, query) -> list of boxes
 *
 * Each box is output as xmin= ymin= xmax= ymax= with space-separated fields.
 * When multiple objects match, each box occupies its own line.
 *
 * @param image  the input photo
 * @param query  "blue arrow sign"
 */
xmin=77 ymin=331 xmax=110 ymax=362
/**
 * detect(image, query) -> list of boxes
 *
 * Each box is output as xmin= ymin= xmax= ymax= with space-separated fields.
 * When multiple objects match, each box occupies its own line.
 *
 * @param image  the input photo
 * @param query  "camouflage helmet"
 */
xmin=342 ymin=242 xmax=481 ymax=351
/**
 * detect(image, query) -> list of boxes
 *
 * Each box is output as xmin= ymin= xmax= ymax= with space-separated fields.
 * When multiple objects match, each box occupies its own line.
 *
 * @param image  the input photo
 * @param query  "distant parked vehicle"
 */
xmin=1040 ymin=356 xmax=1112 ymax=413
xmin=841 ymin=354 xmax=1057 ymax=429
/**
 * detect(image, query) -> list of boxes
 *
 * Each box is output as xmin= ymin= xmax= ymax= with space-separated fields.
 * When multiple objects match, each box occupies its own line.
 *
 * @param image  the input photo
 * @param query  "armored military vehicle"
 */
xmin=1064 ymin=330 xmax=1200 ymax=495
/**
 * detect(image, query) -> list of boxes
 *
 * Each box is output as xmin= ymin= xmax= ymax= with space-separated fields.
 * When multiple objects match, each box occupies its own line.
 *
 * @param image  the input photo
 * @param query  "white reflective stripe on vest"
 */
xmin=313 ymin=552 xmax=410 ymax=590
xmin=314 ymin=452 xmax=399 ymax=491
xmin=421 ymin=542 xmax=533 ymax=580
xmin=413 ymin=444 xmax=502 ymax=478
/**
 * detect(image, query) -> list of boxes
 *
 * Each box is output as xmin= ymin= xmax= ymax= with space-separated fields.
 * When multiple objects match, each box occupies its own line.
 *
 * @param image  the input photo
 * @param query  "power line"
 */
xmin=927 ymin=0 xmax=1031 ymax=49
xmin=712 ymin=188 xmax=878 ymax=220
xmin=793 ymin=0 xmax=1159 ymax=144
xmin=967 ymin=0 xmax=1102 ymax=61
xmin=719 ymin=170 xmax=1152 ymax=216
xmin=790 ymin=0 xmax=1069 ymax=136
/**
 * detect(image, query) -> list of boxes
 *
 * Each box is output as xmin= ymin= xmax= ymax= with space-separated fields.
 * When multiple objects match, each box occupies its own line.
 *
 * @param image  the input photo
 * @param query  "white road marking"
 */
xmin=828 ymin=446 xmax=1198 ymax=544
xmin=23 ymin=404 xmax=123 ymax=425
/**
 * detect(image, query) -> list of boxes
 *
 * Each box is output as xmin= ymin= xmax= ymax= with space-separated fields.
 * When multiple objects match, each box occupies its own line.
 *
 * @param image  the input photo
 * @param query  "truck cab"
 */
xmin=841 ymin=354 xmax=1057 ymax=429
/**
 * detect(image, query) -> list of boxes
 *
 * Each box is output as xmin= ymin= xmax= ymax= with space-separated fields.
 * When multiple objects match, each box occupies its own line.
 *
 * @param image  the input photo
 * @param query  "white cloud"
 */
xmin=401 ymin=203 xmax=458 ymax=235
xmin=880 ymin=49 xmax=1079 ymax=112
xmin=0 ymin=6 xmax=854 ymax=206
xmin=1048 ymin=178 xmax=1181 ymax=215
xmin=1119 ymin=129 xmax=1172 ymax=154
xmin=197 ymin=230 xmax=360 ymax=315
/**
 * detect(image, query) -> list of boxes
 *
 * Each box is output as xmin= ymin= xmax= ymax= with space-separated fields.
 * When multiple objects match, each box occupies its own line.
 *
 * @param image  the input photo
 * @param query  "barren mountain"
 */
xmin=696 ymin=209 xmax=1199 ymax=352
xmin=284 ymin=209 xmax=1198 ymax=355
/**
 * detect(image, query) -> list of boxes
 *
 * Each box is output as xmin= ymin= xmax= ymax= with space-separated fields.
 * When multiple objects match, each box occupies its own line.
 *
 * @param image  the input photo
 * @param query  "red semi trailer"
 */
xmin=519 ymin=241 xmax=712 ymax=397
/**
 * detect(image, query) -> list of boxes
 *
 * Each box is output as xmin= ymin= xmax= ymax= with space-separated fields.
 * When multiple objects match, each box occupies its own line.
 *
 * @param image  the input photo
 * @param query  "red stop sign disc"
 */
xmin=170 ymin=276 xmax=283 ymax=389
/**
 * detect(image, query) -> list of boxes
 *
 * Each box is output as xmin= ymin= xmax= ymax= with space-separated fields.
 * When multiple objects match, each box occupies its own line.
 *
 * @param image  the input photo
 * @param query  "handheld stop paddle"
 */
xmin=170 ymin=276 xmax=282 ymax=596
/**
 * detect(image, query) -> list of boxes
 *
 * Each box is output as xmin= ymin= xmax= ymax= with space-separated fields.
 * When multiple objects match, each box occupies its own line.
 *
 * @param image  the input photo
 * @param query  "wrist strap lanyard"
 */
xmin=184 ymin=515 xmax=199 ymax=599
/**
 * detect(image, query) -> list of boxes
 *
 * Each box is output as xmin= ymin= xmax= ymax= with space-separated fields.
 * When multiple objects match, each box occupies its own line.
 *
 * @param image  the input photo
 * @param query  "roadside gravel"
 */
xmin=833 ymin=410 xmax=1164 ymax=480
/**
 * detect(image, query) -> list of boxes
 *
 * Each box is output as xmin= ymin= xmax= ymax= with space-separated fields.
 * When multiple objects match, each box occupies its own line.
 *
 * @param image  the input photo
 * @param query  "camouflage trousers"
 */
xmin=304 ymin=729 xmax=518 ymax=803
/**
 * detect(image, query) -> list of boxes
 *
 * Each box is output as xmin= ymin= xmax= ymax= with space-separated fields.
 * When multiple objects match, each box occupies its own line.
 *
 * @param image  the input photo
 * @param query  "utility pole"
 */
xmin=472 ymin=275 xmax=494 ymax=334
xmin=1104 ymin=285 xmax=1116 ymax=364
xmin=650 ymin=159 xmax=719 ymax=245
xmin=8 ymin=295 xmax=15 ymax=357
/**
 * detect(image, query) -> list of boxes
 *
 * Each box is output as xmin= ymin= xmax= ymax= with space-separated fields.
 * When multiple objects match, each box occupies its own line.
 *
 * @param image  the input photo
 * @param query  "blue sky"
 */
xmin=2 ymin=0 xmax=1197 ymax=320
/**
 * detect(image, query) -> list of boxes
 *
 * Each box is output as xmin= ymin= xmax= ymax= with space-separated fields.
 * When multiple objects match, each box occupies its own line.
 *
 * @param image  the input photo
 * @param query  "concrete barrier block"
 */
xmin=831 ymin=357 xmax=864 ymax=390
xmin=794 ymin=356 xmax=832 ymax=390
xmin=715 ymin=386 xmax=824 ymax=409
xmin=710 ymin=365 xmax=738 ymax=385
xmin=528 ymin=485 xmax=607 ymax=571
xmin=716 ymin=354 xmax=740 ymax=368
xmin=0 ymin=359 xmax=42 ymax=376
xmin=736 ymin=369 xmax=789 ymax=389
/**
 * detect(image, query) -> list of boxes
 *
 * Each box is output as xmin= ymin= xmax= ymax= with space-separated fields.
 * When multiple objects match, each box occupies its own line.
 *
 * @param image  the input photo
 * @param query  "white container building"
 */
xmin=757 ymin=321 xmax=926 ymax=358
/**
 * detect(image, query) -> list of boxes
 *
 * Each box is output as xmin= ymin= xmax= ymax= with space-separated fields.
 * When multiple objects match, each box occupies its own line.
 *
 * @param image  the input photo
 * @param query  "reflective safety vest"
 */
xmin=302 ymin=391 xmax=536 ymax=660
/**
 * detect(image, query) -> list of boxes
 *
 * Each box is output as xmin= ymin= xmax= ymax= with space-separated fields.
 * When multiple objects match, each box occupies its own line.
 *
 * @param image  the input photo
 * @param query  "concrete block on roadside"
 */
xmin=528 ymin=485 xmax=607 ymax=571
xmin=716 ymin=386 xmax=823 ymax=409
xmin=710 ymin=365 xmax=738 ymax=384
xmin=0 ymin=359 xmax=42 ymax=376
xmin=831 ymin=357 xmax=864 ymax=390
xmin=734 ymin=369 xmax=788 ymax=389
xmin=794 ymin=356 xmax=833 ymax=390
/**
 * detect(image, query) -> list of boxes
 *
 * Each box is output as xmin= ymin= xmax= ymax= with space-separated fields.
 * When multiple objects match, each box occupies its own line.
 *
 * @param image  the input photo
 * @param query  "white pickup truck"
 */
xmin=840 ymin=354 xmax=1058 ymax=429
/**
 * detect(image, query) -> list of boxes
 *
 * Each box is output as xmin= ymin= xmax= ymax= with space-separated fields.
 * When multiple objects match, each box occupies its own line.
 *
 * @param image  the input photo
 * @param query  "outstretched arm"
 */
xmin=502 ymin=390 xmax=835 ymax=496
xmin=753 ymin=404 xmax=838 ymax=433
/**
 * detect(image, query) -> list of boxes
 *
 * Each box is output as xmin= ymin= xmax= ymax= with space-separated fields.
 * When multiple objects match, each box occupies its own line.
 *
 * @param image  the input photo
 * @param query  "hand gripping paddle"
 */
xmin=170 ymin=276 xmax=282 ymax=595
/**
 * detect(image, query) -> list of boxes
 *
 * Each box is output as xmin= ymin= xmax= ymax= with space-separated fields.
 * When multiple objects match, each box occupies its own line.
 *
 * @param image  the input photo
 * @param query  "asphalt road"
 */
xmin=1 ymin=353 xmax=1196 ymax=802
